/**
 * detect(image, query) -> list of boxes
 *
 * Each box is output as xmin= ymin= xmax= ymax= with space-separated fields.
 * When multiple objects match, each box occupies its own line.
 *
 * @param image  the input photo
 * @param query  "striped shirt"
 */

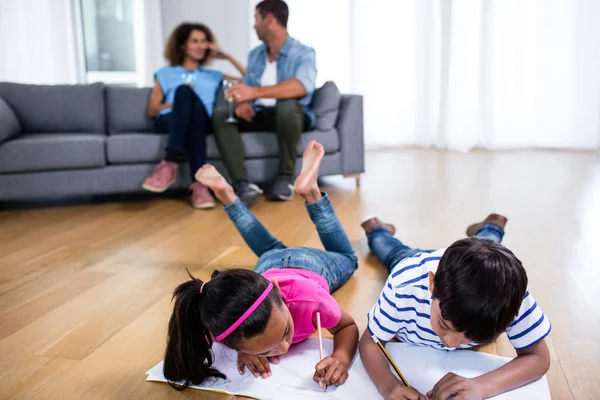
xmin=367 ymin=249 xmax=552 ymax=351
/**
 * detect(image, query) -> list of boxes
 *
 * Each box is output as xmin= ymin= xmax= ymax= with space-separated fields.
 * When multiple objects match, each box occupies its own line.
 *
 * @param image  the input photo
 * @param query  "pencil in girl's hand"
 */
xmin=372 ymin=335 xmax=411 ymax=388
xmin=316 ymin=312 xmax=326 ymax=391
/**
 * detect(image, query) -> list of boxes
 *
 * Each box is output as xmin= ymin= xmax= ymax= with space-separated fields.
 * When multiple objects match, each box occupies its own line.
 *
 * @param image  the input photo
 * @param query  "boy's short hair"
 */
xmin=432 ymin=237 xmax=528 ymax=343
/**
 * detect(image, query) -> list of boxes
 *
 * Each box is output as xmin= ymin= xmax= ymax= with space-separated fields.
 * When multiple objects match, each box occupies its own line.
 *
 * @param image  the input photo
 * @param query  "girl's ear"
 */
xmin=272 ymin=279 xmax=280 ymax=291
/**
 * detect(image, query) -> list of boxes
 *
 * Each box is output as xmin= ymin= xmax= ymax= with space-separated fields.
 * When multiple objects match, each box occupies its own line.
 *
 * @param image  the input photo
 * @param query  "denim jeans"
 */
xmin=223 ymin=193 xmax=358 ymax=292
xmin=368 ymin=224 xmax=505 ymax=274
xmin=153 ymin=85 xmax=209 ymax=179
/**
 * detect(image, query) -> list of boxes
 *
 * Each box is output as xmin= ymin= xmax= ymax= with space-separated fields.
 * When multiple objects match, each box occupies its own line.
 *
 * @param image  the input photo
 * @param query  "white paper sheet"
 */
xmin=146 ymin=338 xmax=338 ymax=400
xmin=333 ymin=342 xmax=551 ymax=400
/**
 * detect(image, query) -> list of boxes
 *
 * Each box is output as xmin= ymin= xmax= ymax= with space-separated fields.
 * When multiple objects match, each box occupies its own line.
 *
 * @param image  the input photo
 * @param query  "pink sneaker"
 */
xmin=142 ymin=160 xmax=178 ymax=192
xmin=190 ymin=182 xmax=216 ymax=209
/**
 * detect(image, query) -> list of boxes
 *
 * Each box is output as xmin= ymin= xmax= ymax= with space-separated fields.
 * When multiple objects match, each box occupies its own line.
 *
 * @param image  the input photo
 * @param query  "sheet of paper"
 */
xmin=332 ymin=343 xmax=551 ymax=400
xmin=146 ymin=338 xmax=338 ymax=400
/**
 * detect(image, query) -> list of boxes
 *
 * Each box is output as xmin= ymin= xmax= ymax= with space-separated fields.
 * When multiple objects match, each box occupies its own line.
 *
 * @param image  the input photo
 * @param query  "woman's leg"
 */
xmin=143 ymin=113 xmax=178 ymax=192
xmin=195 ymin=165 xmax=286 ymax=257
xmin=165 ymin=85 xmax=198 ymax=164
xmin=184 ymin=92 xmax=209 ymax=180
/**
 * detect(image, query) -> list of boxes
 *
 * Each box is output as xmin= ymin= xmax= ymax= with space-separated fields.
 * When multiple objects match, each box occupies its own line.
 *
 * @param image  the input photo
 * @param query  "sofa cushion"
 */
xmin=0 ymin=133 xmax=106 ymax=173
xmin=106 ymin=130 xmax=340 ymax=164
xmin=312 ymin=81 xmax=341 ymax=131
xmin=0 ymin=82 xmax=105 ymax=133
xmin=106 ymin=86 xmax=154 ymax=133
xmin=0 ymin=97 xmax=21 ymax=143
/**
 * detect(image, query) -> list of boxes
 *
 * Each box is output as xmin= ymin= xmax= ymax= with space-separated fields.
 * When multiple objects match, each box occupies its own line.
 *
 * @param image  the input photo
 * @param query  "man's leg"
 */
xmin=212 ymin=105 xmax=247 ymax=182
xmin=271 ymin=99 xmax=305 ymax=201
xmin=212 ymin=105 xmax=266 ymax=208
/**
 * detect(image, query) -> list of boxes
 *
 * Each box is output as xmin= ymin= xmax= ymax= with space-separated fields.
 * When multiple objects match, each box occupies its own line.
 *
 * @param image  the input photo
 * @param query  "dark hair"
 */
xmin=164 ymin=22 xmax=215 ymax=66
xmin=163 ymin=269 xmax=283 ymax=390
xmin=256 ymin=0 xmax=289 ymax=28
xmin=432 ymin=237 xmax=527 ymax=343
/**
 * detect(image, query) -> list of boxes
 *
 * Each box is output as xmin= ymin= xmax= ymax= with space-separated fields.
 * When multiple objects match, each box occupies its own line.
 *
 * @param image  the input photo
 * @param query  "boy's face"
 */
xmin=428 ymin=272 xmax=473 ymax=348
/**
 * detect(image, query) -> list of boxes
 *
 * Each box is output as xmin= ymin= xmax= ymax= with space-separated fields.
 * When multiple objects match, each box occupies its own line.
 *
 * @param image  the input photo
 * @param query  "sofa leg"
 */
xmin=344 ymin=174 xmax=361 ymax=188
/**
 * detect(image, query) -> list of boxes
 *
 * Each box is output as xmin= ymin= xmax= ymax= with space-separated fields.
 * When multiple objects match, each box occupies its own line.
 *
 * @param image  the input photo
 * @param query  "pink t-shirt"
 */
xmin=261 ymin=268 xmax=342 ymax=344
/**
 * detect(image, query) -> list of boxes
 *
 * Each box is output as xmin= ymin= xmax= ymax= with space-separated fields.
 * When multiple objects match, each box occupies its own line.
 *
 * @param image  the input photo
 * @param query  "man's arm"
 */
xmin=229 ymin=48 xmax=317 ymax=103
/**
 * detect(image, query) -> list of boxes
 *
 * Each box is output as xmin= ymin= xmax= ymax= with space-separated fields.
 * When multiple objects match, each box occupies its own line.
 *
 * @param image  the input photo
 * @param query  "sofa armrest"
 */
xmin=336 ymin=94 xmax=364 ymax=175
xmin=0 ymin=96 xmax=22 ymax=144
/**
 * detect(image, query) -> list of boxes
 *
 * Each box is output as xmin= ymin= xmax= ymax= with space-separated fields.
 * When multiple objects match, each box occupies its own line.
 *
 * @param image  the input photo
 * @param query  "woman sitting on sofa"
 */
xmin=143 ymin=22 xmax=245 ymax=209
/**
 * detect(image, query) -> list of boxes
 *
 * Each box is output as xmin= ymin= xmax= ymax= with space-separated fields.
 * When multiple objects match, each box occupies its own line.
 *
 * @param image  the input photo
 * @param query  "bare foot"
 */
xmin=294 ymin=140 xmax=325 ymax=203
xmin=195 ymin=165 xmax=236 ymax=205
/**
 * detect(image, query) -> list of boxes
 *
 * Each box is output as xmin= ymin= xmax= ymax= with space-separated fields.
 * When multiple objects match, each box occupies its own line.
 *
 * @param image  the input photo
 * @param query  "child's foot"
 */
xmin=466 ymin=213 xmax=508 ymax=236
xmin=361 ymin=217 xmax=396 ymax=235
xmin=195 ymin=164 xmax=237 ymax=205
xmin=294 ymin=140 xmax=325 ymax=203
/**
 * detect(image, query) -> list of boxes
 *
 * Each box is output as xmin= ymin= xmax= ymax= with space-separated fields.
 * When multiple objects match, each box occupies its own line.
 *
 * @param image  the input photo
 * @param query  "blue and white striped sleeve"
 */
xmin=506 ymin=291 xmax=552 ymax=350
xmin=367 ymin=276 xmax=401 ymax=344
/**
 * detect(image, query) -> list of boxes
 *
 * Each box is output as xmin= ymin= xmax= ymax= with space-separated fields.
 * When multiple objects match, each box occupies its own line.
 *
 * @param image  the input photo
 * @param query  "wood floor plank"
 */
xmin=0 ymin=149 xmax=598 ymax=399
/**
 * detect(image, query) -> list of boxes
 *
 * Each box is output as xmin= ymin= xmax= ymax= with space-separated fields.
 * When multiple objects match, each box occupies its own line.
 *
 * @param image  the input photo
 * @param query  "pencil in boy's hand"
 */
xmin=316 ymin=312 xmax=326 ymax=391
xmin=372 ymin=335 xmax=411 ymax=388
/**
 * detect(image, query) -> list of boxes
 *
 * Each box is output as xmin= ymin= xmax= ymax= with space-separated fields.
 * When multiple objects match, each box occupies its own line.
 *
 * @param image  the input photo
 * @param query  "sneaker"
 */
xmin=466 ymin=213 xmax=508 ymax=237
xmin=235 ymin=181 xmax=263 ymax=208
xmin=270 ymin=177 xmax=294 ymax=201
xmin=142 ymin=160 xmax=177 ymax=192
xmin=189 ymin=182 xmax=216 ymax=209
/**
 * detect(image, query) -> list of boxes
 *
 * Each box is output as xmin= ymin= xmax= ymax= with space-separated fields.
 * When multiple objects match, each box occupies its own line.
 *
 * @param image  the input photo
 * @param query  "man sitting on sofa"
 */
xmin=212 ymin=0 xmax=316 ymax=207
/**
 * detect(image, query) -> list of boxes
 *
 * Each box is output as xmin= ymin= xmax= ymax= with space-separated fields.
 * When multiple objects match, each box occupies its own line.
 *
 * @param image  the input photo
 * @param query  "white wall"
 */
xmin=160 ymin=0 xmax=252 ymax=76
xmin=0 ymin=0 xmax=78 ymax=84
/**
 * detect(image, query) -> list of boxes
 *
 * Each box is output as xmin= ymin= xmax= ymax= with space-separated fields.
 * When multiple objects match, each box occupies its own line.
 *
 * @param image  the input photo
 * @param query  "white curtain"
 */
xmin=134 ymin=0 xmax=166 ymax=87
xmin=0 ymin=0 xmax=79 ymax=84
xmin=352 ymin=0 xmax=600 ymax=150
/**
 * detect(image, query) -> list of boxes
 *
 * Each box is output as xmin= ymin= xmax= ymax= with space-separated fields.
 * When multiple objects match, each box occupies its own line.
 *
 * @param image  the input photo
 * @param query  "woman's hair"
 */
xmin=164 ymin=22 xmax=216 ymax=66
xmin=163 ymin=269 xmax=283 ymax=390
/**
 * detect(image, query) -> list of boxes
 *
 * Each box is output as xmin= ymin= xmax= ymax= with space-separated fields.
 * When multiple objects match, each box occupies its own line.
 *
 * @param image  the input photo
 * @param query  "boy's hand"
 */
xmin=237 ymin=352 xmax=275 ymax=379
xmin=427 ymin=373 xmax=485 ymax=400
xmin=383 ymin=383 xmax=427 ymax=400
xmin=313 ymin=355 xmax=349 ymax=387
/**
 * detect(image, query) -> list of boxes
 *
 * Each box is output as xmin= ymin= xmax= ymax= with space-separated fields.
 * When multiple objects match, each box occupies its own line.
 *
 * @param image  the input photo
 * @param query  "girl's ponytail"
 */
xmin=163 ymin=272 xmax=224 ymax=389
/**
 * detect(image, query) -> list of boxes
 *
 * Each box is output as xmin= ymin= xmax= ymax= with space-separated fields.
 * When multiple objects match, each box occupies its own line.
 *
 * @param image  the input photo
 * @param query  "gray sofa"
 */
xmin=0 ymin=81 xmax=364 ymax=202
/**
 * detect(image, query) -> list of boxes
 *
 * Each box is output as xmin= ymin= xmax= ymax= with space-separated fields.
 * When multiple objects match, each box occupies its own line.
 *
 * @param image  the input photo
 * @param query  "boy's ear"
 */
xmin=428 ymin=272 xmax=435 ymax=293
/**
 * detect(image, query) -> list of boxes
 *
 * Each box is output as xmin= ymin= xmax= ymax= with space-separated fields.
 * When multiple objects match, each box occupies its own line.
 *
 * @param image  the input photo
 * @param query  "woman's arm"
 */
xmin=207 ymin=42 xmax=246 ymax=76
xmin=147 ymin=80 xmax=172 ymax=118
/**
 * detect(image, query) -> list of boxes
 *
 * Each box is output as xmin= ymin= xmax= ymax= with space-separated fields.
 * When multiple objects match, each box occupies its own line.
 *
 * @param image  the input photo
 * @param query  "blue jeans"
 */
xmin=223 ymin=193 xmax=358 ymax=292
xmin=368 ymin=224 xmax=505 ymax=274
xmin=153 ymin=85 xmax=209 ymax=179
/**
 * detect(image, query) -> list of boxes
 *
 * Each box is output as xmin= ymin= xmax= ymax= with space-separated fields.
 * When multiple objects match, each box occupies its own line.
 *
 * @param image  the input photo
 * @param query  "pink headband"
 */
xmin=215 ymin=282 xmax=274 ymax=342
xmin=200 ymin=282 xmax=206 ymax=294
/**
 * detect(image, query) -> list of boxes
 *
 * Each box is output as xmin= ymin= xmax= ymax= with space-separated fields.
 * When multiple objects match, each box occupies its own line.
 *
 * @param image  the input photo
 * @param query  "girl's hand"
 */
xmin=237 ymin=352 xmax=274 ymax=379
xmin=313 ymin=355 xmax=349 ymax=387
xmin=207 ymin=42 xmax=227 ymax=59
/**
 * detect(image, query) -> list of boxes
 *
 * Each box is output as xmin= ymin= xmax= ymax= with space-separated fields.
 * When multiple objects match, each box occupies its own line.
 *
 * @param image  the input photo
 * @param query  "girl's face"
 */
xmin=184 ymin=29 xmax=209 ymax=62
xmin=239 ymin=302 xmax=294 ymax=357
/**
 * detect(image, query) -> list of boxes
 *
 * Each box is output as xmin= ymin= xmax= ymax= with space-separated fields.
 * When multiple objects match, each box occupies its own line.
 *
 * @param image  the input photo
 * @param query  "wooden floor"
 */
xmin=1 ymin=148 xmax=599 ymax=400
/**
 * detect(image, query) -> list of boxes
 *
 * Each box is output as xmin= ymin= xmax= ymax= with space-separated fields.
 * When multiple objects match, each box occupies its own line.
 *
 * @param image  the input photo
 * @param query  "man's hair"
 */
xmin=432 ymin=237 xmax=528 ymax=343
xmin=256 ymin=0 xmax=289 ymax=28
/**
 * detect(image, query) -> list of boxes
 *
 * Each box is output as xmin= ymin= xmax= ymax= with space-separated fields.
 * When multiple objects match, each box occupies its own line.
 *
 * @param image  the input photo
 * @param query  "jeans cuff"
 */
xmin=478 ymin=223 xmax=505 ymax=236
xmin=223 ymin=197 xmax=247 ymax=220
xmin=366 ymin=227 xmax=394 ymax=239
xmin=305 ymin=192 xmax=330 ymax=213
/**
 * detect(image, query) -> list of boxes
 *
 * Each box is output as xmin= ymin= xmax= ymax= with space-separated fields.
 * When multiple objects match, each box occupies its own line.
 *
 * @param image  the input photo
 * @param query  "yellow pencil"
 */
xmin=372 ymin=335 xmax=411 ymax=388
xmin=316 ymin=312 xmax=326 ymax=391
